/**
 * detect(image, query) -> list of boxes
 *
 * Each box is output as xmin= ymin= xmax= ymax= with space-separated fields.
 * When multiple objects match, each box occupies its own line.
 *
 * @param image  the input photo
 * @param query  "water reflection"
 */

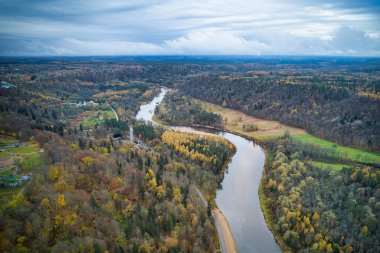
xmin=136 ymin=89 xmax=281 ymax=253
xmin=136 ymin=88 xmax=167 ymax=123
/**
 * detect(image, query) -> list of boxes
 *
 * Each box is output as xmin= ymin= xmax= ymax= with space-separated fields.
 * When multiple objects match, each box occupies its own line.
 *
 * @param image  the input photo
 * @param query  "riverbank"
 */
xmin=194 ymin=98 xmax=306 ymax=139
xmin=156 ymin=117 xmax=290 ymax=252
xmin=213 ymin=208 xmax=238 ymax=253
xmin=152 ymin=90 xmax=283 ymax=252
xmin=192 ymin=185 xmax=237 ymax=253
xmin=153 ymin=119 xmax=240 ymax=253
xmin=258 ymin=152 xmax=290 ymax=253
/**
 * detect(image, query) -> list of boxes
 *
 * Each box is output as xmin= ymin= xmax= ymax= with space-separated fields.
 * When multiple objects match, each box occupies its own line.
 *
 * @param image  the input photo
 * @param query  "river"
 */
xmin=136 ymin=89 xmax=281 ymax=253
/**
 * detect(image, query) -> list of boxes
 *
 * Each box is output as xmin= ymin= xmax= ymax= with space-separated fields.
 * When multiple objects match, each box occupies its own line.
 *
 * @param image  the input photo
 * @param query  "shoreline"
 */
xmin=153 ymin=92 xmax=286 ymax=253
xmin=156 ymin=118 xmax=288 ymax=253
xmin=155 ymin=118 xmax=239 ymax=253
xmin=212 ymin=208 xmax=238 ymax=253
xmin=258 ymin=153 xmax=290 ymax=253
xmin=192 ymin=185 xmax=237 ymax=253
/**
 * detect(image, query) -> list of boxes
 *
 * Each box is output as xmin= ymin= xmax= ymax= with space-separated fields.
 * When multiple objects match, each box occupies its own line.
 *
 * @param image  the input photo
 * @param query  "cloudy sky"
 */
xmin=1 ymin=0 xmax=380 ymax=56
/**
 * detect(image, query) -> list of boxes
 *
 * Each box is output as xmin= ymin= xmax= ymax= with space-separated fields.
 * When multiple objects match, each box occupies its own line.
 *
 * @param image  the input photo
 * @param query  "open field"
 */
xmin=8 ymin=146 xmax=38 ymax=155
xmin=310 ymin=161 xmax=348 ymax=171
xmin=291 ymin=134 xmax=380 ymax=164
xmin=0 ymin=151 xmax=12 ymax=157
xmin=22 ymin=152 xmax=42 ymax=171
xmin=0 ymin=140 xmax=41 ymax=191
xmin=196 ymin=98 xmax=306 ymax=138
xmin=80 ymin=109 xmax=115 ymax=128
xmin=195 ymin=98 xmax=380 ymax=165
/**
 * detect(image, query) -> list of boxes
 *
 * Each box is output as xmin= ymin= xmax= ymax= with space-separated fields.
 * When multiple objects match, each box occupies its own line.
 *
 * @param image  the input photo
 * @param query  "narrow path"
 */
xmin=110 ymin=105 xmax=119 ymax=122
xmin=193 ymin=185 xmax=208 ymax=207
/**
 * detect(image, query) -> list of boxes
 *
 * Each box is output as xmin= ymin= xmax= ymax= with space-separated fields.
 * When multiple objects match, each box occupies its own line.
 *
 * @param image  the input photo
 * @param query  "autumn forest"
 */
xmin=0 ymin=56 xmax=379 ymax=253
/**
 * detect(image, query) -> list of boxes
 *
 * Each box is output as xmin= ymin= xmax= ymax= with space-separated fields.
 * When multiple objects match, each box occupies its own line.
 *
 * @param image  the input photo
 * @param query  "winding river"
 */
xmin=136 ymin=89 xmax=281 ymax=253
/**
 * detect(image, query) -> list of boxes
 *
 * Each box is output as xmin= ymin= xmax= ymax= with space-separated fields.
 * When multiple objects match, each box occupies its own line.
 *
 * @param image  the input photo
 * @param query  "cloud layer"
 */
xmin=0 ymin=0 xmax=379 ymax=56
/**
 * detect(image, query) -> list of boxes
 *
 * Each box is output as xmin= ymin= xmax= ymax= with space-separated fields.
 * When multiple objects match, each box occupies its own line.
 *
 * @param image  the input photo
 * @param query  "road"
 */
xmin=109 ymin=105 xmax=119 ymax=121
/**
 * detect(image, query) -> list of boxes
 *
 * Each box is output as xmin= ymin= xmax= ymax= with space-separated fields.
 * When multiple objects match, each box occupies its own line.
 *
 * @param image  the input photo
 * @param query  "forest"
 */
xmin=154 ymin=89 xmax=379 ymax=253
xmin=178 ymin=73 xmax=380 ymax=151
xmin=0 ymin=57 xmax=379 ymax=253
xmin=155 ymin=90 xmax=222 ymax=128
xmin=261 ymin=135 xmax=379 ymax=253
xmin=0 ymin=62 xmax=237 ymax=252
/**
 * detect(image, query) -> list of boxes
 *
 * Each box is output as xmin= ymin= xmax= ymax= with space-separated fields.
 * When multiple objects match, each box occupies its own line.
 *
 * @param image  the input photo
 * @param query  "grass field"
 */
xmin=196 ymin=98 xmax=305 ymax=138
xmin=195 ymin=98 xmax=380 ymax=165
xmin=0 ymin=142 xmax=40 ymax=203
xmin=0 ymin=142 xmax=41 ymax=175
xmin=291 ymin=134 xmax=380 ymax=164
xmin=8 ymin=146 xmax=38 ymax=155
xmin=82 ymin=109 xmax=115 ymax=128
xmin=310 ymin=161 xmax=349 ymax=171
xmin=0 ymin=151 xmax=12 ymax=157
xmin=22 ymin=152 xmax=42 ymax=171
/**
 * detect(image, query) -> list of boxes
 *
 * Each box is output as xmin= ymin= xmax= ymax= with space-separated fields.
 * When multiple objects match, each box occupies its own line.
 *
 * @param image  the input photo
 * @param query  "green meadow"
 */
xmin=310 ymin=161 xmax=349 ymax=171
xmin=291 ymin=134 xmax=380 ymax=164
xmin=82 ymin=109 xmax=115 ymax=128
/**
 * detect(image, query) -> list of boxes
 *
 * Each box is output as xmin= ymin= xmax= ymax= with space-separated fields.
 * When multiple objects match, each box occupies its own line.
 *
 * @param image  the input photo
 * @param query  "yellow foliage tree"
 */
xmin=155 ymin=185 xmax=166 ymax=199
xmin=267 ymin=178 xmax=277 ymax=190
xmin=54 ymin=215 xmax=63 ymax=227
xmin=147 ymin=178 xmax=157 ymax=192
xmin=41 ymin=197 xmax=50 ymax=209
xmin=312 ymin=212 xmax=320 ymax=221
xmin=326 ymin=243 xmax=333 ymax=253
xmin=146 ymin=169 xmax=155 ymax=180
xmin=57 ymin=194 xmax=66 ymax=208
xmin=303 ymin=216 xmax=311 ymax=226
xmin=123 ymin=204 xmax=135 ymax=218
xmin=318 ymin=239 xmax=327 ymax=251
xmin=64 ymin=213 xmax=78 ymax=226
xmin=173 ymin=187 xmax=182 ymax=203
xmin=81 ymin=156 xmax=94 ymax=168
xmin=191 ymin=213 xmax=198 ymax=226
xmin=164 ymin=236 xmax=178 ymax=249
xmin=49 ymin=166 xmax=59 ymax=181
xmin=314 ymin=233 xmax=323 ymax=242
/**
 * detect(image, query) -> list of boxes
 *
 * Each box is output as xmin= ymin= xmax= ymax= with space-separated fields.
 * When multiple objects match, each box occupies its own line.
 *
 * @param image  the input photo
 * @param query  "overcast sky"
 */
xmin=1 ymin=0 xmax=380 ymax=56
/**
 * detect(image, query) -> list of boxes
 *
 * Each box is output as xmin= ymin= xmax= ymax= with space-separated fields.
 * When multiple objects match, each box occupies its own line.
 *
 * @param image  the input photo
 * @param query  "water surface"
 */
xmin=136 ymin=89 xmax=281 ymax=253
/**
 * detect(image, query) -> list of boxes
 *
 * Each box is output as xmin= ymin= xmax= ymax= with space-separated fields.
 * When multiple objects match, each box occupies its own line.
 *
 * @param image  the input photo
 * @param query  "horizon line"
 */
xmin=1 ymin=54 xmax=380 ymax=59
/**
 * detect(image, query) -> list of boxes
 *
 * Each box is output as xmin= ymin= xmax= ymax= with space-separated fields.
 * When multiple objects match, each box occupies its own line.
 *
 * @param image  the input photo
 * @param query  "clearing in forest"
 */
xmin=196 ymin=99 xmax=305 ymax=138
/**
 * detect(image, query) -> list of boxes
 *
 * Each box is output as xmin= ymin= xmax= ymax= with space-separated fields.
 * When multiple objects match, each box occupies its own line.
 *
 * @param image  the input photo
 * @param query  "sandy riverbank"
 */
xmin=213 ymin=208 xmax=238 ymax=253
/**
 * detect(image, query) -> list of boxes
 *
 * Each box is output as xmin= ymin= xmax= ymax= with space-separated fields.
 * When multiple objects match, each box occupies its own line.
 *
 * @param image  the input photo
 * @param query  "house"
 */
xmin=75 ymin=100 xmax=99 ymax=107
